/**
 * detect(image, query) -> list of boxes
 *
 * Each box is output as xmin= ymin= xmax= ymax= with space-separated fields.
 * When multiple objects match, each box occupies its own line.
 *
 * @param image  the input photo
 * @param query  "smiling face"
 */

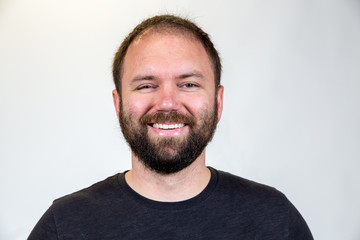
xmin=113 ymin=31 xmax=223 ymax=174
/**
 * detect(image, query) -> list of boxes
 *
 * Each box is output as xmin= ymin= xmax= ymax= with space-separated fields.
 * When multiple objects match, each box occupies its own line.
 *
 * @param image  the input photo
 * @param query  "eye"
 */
xmin=181 ymin=82 xmax=199 ymax=88
xmin=136 ymin=84 xmax=158 ymax=91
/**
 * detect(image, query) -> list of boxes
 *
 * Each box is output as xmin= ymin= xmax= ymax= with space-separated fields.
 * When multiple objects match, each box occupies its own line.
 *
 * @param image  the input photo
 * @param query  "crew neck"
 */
xmin=117 ymin=167 xmax=219 ymax=211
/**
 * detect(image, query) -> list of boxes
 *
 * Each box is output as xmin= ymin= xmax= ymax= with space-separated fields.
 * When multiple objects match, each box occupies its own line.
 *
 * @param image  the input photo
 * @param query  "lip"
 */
xmin=148 ymin=123 xmax=189 ymax=137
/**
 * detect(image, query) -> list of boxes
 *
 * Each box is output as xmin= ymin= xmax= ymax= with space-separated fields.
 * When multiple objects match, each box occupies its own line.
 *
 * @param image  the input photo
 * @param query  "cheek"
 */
xmin=182 ymin=94 xmax=213 ymax=116
xmin=124 ymin=94 xmax=153 ymax=116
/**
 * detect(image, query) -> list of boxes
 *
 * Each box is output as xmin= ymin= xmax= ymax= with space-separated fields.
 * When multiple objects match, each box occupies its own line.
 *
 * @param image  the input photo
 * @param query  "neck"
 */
xmin=125 ymin=151 xmax=210 ymax=202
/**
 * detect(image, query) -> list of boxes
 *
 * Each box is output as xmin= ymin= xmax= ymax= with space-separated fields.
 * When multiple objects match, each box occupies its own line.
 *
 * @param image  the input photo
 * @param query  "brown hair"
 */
xmin=112 ymin=14 xmax=222 ymax=95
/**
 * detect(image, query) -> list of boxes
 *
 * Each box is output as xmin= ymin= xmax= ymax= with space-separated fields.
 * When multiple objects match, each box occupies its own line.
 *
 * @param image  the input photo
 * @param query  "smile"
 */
xmin=151 ymin=123 xmax=185 ymax=130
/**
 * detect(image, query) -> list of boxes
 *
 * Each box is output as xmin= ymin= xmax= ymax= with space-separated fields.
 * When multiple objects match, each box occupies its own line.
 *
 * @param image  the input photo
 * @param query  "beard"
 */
xmin=119 ymin=101 xmax=218 ymax=175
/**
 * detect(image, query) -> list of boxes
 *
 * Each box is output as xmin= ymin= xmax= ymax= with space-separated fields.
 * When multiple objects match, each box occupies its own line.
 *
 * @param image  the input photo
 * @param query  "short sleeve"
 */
xmin=28 ymin=206 xmax=58 ymax=240
xmin=287 ymin=201 xmax=313 ymax=240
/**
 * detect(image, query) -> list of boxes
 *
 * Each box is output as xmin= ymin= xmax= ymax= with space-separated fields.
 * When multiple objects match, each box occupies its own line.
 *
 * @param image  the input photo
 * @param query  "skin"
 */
xmin=112 ymin=32 xmax=224 ymax=202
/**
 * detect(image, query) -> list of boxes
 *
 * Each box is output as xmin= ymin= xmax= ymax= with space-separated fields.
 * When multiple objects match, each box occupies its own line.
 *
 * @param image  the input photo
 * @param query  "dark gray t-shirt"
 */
xmin=28 ymin=167 xmax=313 ymax=239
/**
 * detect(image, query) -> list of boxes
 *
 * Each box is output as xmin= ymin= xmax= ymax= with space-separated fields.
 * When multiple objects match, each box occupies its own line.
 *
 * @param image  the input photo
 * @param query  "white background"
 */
xmin=1 ymin=0 xmax=359 ymax=239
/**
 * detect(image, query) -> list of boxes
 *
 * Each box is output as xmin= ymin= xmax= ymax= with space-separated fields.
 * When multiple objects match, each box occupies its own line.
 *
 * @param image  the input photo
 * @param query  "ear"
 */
xmin=216 ymin=85 xmax=224 ymax=122
xmin=112 ymin=89 xmax=121 ymax=119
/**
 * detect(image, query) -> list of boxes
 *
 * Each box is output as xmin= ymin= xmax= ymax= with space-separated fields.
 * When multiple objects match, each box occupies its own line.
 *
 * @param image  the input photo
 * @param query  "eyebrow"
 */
xmin=176 ymin=72 xmax=205 ymax=80
xmin=130 ymin=71 xmax=205 ymax=83
xmin=132 ymin=75 xmax=156 ymax=82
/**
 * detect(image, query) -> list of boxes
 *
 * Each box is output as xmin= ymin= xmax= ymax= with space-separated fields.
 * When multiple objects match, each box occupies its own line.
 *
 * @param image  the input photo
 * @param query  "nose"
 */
xmin=154 ymin=85 xmax=180 ymax=111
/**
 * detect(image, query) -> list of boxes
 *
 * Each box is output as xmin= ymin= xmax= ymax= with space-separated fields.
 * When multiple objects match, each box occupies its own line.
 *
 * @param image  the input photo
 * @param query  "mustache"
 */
xmin=140 ymin=111 xmax=195 ymax=127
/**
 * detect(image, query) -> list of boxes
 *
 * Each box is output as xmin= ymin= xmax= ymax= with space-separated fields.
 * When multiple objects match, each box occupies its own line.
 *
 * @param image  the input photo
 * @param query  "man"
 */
xmin=29 ymin=15 xmax=313 ymax=239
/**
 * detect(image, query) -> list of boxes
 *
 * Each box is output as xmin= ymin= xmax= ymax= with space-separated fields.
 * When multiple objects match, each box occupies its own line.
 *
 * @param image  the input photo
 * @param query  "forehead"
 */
xmin=122 ymin=31 xmax=213 ymax=79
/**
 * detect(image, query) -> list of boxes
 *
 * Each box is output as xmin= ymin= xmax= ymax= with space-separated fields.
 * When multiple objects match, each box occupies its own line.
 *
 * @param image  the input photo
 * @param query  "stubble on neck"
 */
xmin=125 ymin=150 xmax=211 ymax=202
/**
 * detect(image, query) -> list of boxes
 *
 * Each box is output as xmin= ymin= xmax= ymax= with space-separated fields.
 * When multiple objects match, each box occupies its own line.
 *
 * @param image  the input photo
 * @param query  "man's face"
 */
xmin=113 ymin=32 xmax=223 ymax=174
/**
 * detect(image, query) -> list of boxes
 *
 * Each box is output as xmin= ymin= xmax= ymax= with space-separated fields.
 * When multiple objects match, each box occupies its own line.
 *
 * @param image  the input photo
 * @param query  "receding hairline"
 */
xmin=122 ymin=25 xmax=216 ymax=80
xmin=133 ymin=23 xmax=200 ymax=42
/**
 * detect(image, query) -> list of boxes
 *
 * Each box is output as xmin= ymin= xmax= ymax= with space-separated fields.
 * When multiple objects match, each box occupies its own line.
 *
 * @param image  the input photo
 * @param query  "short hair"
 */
xmin=112 ymin=14 xmax=222 ymax=95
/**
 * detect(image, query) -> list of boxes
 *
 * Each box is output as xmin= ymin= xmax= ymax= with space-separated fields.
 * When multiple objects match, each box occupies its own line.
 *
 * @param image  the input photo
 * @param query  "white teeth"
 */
xmin=153 ymin=123 xmax=185 ymax=129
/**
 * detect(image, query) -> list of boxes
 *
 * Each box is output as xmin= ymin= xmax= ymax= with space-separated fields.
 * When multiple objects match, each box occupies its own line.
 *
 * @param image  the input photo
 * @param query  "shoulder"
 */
xmin=213 ymin=168 xmax=290 ymax=208
xmin=216 ymin=169 xmax=284 ymax=196
xmin=51 ymin=173 xmax=123 ymax=211
xmin=210 ymin=168 xmax=313 ymax=239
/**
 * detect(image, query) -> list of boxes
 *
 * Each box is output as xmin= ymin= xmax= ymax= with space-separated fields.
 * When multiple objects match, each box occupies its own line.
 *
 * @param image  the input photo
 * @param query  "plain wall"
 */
xmin=1 ymin=0 xmax=359 ymax=239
